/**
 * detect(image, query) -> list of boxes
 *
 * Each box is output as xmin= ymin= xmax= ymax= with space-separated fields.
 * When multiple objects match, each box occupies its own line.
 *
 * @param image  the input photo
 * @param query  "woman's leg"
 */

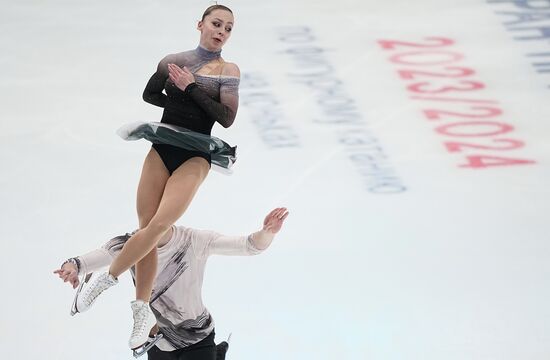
xmin=134 ymin=148 xmax=170 ymax=301
xmin=74 ymin=148 xmax=169 ymax=313
xmin=137 ymin=148 xmax=170 ymax=228
xmin=109 ymin=157 xmax=210 ymax=301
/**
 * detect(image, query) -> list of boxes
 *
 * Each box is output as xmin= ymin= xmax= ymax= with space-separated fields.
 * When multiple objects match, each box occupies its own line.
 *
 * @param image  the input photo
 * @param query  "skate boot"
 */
xmin=75 ymin=272 xmax=118 ymax=313
xmin=129 ymin=300 xmax=163 ymax=358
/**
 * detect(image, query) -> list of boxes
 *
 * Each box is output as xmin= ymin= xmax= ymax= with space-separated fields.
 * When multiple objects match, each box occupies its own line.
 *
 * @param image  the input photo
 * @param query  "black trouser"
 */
xmin=148 ymin=331 xmax=216 ymax=360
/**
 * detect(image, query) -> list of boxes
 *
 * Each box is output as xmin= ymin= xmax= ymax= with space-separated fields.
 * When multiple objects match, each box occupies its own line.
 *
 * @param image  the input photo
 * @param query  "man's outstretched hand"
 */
xmin=53 ymin=263 xmax=80 ymax=289
xmin=263 ymin=207 xmax=289 ymax=234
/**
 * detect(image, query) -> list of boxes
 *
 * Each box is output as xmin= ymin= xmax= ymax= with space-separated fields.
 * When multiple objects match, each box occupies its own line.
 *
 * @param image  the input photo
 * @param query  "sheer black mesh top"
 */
xmin=142 ymin=46 xmax=240 ymax=136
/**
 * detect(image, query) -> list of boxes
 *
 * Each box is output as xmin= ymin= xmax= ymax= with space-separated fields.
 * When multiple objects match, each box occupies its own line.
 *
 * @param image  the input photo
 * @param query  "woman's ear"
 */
xmin=197 ymin=20 xmax=203 ymax=31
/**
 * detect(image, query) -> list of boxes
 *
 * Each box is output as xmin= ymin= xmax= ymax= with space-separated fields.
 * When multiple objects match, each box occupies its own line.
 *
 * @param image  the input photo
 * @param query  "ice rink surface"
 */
xmin=1 ymin=0 xmax=550 ymax=359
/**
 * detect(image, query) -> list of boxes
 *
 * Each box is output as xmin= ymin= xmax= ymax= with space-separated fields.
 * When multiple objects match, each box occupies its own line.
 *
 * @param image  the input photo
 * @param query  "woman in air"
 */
xmin=71 ymin=4 xmax=241 ymax=353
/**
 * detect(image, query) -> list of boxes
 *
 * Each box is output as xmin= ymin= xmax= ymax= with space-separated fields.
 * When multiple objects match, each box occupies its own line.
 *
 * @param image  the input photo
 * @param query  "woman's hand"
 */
xmin=53 ymin=263 xmax=80 ymax=289
xmin=168 ymin=63 xmax=195 ymax=91
xmin=262 ymin=207 xmax=289 ymax=234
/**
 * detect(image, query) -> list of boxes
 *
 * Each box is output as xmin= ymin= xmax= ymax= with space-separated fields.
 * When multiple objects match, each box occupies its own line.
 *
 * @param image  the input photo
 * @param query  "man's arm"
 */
xmin=249 ymin=207 xmax=289 ymax=250
xmin=192 ymin=207 xmax=289 ymax=258
xmin=53 ymin=249 xmax=113 ymax=289
xmin=53 ymin=233 xmax=131 ymax=288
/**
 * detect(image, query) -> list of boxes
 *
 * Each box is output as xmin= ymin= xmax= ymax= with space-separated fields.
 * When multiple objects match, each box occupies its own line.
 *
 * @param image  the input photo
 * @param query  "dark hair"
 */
xmin=201 ymin=4 xmax=233 ymax=21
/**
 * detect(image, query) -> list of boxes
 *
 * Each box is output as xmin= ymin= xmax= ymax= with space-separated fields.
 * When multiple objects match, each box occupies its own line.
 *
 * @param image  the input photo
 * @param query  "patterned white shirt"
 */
xmin=77 ymin=226 xmax=262 ymax=351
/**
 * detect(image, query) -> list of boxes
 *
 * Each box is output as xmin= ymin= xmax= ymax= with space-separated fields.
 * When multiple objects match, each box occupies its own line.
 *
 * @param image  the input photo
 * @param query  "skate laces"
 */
xmin=82 ymin=274 xmax=115 ymax=307
xmin=131 ymin=304 xmax=151 ymax=339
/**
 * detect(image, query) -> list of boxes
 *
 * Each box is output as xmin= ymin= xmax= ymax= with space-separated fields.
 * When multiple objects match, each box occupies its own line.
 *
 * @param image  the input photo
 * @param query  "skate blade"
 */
xmin=215 ymin=333 xmax=232 ymax=360
xmin=70 ymin=273 xmax=93 ymax=316
xmin=132 ymin=333 xmax=163 ymax=358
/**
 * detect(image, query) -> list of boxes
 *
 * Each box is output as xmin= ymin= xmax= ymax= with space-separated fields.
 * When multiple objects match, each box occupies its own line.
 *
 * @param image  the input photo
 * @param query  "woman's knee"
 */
xmin=144 ymin=219 xmax=172 ymax=235
xmin=141 ymin=247 xmax=157 ymax=259
xmin=138 ymin=212 xmax=156 ymax=229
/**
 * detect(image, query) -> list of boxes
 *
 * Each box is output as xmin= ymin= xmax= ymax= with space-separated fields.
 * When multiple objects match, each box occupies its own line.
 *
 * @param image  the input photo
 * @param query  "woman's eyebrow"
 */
xmin=213 ymin=17 xmax=234 ymax=25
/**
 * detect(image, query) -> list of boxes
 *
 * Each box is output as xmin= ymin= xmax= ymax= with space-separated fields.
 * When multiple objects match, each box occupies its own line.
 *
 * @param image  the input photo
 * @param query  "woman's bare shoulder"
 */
xmin=221 ymin=62 xmax=240 ymax=77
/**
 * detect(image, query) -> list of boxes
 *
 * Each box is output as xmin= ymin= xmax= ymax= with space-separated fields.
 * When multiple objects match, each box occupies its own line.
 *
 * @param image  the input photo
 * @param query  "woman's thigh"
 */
xmin=137 ymin=148 xmax=170 ymax=228
xmin=148 ymin=157 xmax=209 ymax=229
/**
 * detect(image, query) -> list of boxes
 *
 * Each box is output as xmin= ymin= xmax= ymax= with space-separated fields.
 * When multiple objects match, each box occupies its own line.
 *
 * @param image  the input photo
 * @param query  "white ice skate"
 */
xmin=70 ymin=273 xmax=92 ymax=316
xmin=129 ymin=300 xmax=163 ymax=358
xmin=73 ymin=272 xmax=118 ymax=313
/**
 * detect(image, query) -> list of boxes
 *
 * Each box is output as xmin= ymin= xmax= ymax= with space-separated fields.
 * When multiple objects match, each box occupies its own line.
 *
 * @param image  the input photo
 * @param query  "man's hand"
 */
xmin=262 ymin=207 xmax=289 ymax=234
xmin=53 ymin=263 xmax=80 ymax=289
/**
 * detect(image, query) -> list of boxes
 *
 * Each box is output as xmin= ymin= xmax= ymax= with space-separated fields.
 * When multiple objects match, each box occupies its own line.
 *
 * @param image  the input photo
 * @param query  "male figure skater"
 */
xmin=54 ymin=207 xmax=289 ymax=359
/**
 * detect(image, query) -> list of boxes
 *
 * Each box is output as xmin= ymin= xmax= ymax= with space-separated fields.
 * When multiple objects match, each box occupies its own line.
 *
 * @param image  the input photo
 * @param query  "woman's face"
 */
xmin=198 ymin=9 xmax=234 ymax=51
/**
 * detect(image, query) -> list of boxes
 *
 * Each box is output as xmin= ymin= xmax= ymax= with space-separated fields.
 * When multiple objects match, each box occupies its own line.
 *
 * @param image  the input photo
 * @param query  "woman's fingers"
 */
xmin=169 ymin=63 xmax=184 ymax=75
xmin=168 ymin=65 xmax=178 ymax=78
xmin=167 ymin=64 xmax=195 ymax=90
xmin=169 ymin=70 xmax=192 ymax=87
xmin=168 ymin=66 xmax=179 ymax=77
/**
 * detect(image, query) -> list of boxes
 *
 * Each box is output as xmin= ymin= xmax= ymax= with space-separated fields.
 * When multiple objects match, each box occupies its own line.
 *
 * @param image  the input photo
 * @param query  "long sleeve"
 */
xmin=185 ymin=75 xmax=240 ymax=128
xmin=143 ymin=55 xmax=175 ymax=108
xmin=189 ymin=228 xmax=263 ymax=259
xmin=77 ymin=248 xmax=113 ymax=275
xmin=76 ymin=233 xmax=132 ymax=274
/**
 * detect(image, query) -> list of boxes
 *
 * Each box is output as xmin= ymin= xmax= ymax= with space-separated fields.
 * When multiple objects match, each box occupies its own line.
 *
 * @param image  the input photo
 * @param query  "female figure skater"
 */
xmin=73 ymin=4 xmax=241 ymax=352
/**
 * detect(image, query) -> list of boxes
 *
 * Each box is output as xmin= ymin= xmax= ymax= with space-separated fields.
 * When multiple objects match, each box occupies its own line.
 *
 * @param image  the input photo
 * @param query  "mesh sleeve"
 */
xmin=185 ymin=76 xmax=240 ymax=128
xmin=142 ymin=54 xmax=176 ymax=108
